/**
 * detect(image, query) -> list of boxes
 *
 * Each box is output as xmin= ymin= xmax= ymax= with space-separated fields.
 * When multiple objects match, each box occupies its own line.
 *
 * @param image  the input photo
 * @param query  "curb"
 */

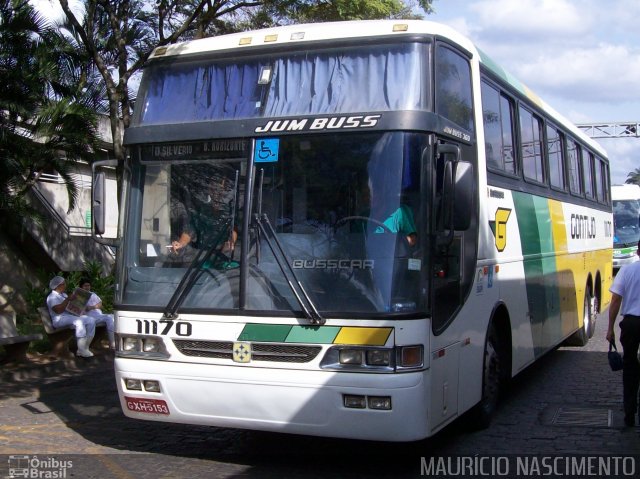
xmin=1 ymin=351 xmax=114 ymax=383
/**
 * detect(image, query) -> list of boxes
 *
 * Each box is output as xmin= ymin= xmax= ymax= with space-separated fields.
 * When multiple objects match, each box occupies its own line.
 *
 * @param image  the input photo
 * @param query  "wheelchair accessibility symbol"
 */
xmin=254 ymin=138 xmax=280 ymax=163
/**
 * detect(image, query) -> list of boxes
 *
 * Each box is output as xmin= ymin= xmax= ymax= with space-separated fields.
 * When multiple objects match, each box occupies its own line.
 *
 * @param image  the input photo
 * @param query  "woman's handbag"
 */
xmin=608 ymin=341 xmax=623 ymax=371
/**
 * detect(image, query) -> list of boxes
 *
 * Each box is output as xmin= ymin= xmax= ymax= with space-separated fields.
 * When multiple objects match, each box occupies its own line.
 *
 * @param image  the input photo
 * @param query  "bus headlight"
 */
xmin=123 ymin=337 xmax=142 ymax=352
xmin=366 ymin=349 xmax=391 ymax=366
xmin=117 ymin=335 xmax=169 ymax=359
xmin=143 ymin=380 xmax=161 ymax=392
xmin=368 ymin=396 xmax=392 ymax=410
xmin=321 ymin=345 xmax=422 ymax=372
xmin=125 ymin=378 xmax=142 ymax=390
xmin=339 ymin=349 xmax=364 ymax=365
xmin=143 ymin=337 xmax=162 ymax=353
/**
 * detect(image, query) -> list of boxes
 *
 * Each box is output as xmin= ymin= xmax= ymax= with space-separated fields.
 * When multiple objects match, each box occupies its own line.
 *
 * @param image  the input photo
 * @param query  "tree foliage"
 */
xmin=626 ymin=167 xmax=640 ymax=186
xmin=56 ymin=0 xmax=435 ymax=168
xmin=257 ymin=0 xmax=432 ymax=24
xmin=0 ymin=0 xmax=100 ymax=221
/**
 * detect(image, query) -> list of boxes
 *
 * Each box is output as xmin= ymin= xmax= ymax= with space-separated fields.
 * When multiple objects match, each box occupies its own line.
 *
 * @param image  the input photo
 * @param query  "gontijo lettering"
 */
xmin=570 ymin=214 xmax=596 ymax=239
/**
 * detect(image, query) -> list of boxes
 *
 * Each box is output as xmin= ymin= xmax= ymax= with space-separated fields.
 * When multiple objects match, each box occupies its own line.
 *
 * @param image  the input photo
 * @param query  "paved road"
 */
xmin=1 ymin=312 xmax=639 ymax=478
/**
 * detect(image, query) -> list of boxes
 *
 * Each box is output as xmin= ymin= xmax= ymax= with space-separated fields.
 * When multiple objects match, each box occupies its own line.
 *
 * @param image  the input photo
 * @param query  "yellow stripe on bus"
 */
xmin=548 ymin=199 xmax=580 ymax=336
xmin=333 ymin=327 xmax=392 ymax=346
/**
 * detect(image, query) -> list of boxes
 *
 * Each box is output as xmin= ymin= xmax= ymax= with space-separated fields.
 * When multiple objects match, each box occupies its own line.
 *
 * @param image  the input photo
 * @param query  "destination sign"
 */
xmin=146 ymin=139 xmax=248 ymax=161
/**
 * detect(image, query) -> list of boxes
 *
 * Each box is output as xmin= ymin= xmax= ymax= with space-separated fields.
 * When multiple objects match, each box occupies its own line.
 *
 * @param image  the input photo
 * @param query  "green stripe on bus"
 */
xmin=479 ymin=49 xmax=529 ymax=101
xmin=513 ymin=192 xmax=561 ymax=356
xmin=238 ymin=324 xmax=292 ymax=342
xmin=285 ymin=325 xmax=341 ymax=343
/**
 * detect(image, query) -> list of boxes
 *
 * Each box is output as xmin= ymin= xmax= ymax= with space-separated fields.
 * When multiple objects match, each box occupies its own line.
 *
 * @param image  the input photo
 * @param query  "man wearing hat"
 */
xmin=46 ymin=275 xmax=97 ymax=358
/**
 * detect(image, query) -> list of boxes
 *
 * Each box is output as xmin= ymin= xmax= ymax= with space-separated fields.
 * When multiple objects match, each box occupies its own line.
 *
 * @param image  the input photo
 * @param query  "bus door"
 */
xmin=430 ymin=42 xmax=478 ymax=333
xmin=430 ymin=138 xmax=476 ymax=329
xmin=428 ymin=136 xmax=476 ymax=428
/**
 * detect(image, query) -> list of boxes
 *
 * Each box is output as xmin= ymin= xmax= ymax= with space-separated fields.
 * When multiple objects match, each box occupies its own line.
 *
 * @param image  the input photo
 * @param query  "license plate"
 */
xmin=125 ymin=396 xmax=170 ymax=415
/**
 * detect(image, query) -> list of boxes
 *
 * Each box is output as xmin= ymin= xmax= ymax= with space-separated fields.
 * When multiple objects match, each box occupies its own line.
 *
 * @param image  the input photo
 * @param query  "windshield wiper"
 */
xmin=162 ymin=219 xmax=233 ymax=320
xmin=253 ymin=212 xmax=325 ymax=325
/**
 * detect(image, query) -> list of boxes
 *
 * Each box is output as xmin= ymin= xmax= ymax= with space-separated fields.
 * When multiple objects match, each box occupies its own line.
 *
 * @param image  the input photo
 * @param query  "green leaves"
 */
xmin=1 ymin=0 xmax=100 ymax=219
xmin=626 ymin=168 xmax=640 ymax=186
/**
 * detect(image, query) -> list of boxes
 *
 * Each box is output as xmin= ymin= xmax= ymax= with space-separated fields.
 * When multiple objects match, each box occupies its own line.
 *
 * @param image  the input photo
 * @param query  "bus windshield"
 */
xmin=613 ymin=199 xmax=640 ymax=247
xmin=122 ymin=131 xmax=428 ymax=316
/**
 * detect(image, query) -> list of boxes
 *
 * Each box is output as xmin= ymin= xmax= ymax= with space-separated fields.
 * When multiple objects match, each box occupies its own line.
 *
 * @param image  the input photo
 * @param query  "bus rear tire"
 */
xmin=467 ymin=323 xmax=503 ymax=430
xmin=565 ymin=289 xmax=594 ymax=346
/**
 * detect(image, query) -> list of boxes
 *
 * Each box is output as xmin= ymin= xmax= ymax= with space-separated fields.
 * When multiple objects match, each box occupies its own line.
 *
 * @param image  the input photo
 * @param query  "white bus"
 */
xmin=612 ymin=184 xmax=640 ymax=271
xmin=93 ymin=20 xmax=613 ymax=441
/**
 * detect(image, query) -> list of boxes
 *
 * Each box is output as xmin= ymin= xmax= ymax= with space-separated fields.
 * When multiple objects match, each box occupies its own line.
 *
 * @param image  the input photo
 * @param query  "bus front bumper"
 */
xmin=115 ymin=358 xmax=429 ymax=441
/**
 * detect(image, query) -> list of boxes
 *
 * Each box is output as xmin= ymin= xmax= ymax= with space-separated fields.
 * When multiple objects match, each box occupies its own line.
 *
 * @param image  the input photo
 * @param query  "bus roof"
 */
xmin=149 ymin=20 xmax=474 ymax=60
xmin=148 ymin=19 xmax=605 ymax=157
xmin=477 ymin=48 xmax=606 ymax=157
xmin=612 ymin=184 xmax=640 ymax=200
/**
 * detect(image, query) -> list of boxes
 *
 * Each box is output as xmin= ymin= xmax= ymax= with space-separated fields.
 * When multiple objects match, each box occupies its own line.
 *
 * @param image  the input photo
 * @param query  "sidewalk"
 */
xmin=1 ymin=350 xmax=114 ymax=385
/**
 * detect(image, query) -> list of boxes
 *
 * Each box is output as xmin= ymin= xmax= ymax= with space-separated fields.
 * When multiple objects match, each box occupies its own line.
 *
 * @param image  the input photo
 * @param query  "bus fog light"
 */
xmin=368 ymin=396 xmax=392 ymax=410
xmin=399 ymin=345 xmax=423 ymax=368
xmin=143 ymin=380 xmax=161 ymax=393
xmin=343 ymin=394 xmax=366 ymax=409
xmin=125 ymin=378 xmax=142 ymax=390
xmin=123 ymin=337 xmax=141 ymax=352
xmin=143 ymin=337 xmax=162 ymax=352
xmin=339 ymin=349 xmax=363 ymax=365
xmin=366 ymin=349 xmax=390 ymax=366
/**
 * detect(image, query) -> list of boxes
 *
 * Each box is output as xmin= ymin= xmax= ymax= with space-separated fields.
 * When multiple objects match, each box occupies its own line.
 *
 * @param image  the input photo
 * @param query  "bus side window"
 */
xmin=520 ymin=106 xmax=544 ymax=184
xmin=435 ymin=45 xmax=474 ymax=133
xmin=481 ymin=80 xmax=516 ymax=175
xmin=567 ymin=139 xmax=582 ymax=195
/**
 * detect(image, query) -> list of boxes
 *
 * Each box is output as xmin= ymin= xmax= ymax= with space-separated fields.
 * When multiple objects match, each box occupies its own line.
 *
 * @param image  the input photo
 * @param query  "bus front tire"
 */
xmin=468 ymin=323 xmax=503 ymax=430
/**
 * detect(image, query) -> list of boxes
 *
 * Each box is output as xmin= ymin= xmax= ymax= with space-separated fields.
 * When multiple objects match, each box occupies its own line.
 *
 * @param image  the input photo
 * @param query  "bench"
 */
xmin=0 ymin=312 xmax=43 ymax=362
xmin=37 ymin=307 xmax=76 ymax=357
xmin=37 ymin=307 xmax=108 ymax=357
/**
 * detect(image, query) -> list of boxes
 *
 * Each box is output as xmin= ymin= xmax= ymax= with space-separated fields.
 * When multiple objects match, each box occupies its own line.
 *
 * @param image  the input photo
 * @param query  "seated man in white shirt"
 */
xmin=46 ymin=276 xmax=97 ymax=358
xmin=79 ymin=278 xmax=115 ymax=349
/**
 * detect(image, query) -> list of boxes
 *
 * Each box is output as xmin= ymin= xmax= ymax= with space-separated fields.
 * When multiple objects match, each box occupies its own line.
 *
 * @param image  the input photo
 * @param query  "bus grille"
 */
xmin=173 ymin=340 xmax=322 ymax=363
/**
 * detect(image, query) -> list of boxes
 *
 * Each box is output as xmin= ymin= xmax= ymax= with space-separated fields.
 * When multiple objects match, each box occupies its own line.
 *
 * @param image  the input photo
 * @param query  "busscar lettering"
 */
xmin=292 ymin=259 xmax=374 ymax=270
xmin=254 ymin=115 xmax=381 ymax=133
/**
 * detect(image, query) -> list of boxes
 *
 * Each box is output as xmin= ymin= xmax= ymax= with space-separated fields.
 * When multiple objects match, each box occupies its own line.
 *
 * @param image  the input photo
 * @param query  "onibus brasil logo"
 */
xmin=8 ymin=455 xmax=73 ymax=478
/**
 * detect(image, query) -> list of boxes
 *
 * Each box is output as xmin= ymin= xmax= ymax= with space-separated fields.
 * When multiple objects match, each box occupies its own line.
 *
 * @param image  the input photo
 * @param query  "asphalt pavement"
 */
xmin=1 ymin=311 xmax=639 ymax=478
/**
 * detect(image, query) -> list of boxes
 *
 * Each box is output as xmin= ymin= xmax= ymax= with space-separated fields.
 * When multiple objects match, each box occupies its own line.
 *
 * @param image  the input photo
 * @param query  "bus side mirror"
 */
xmin=93 ymin=171 xmax=106 ymax=235
xmin=453 ymin=161 xmax=474 ymax=231
xmin=436 ymin=143 xmax=474 ymax=234
xmin=91 ymin=159 xmax=119 ymax=246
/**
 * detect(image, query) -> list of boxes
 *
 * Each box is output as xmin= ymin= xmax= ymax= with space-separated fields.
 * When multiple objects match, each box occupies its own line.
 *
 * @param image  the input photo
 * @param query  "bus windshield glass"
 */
xmin=122 ymin=132 xmax=428 ymax=316
xmin=613 ymin=199 xmax=640 ymax=247
xmin=133 ymin=42 xmax=429 ymax=125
